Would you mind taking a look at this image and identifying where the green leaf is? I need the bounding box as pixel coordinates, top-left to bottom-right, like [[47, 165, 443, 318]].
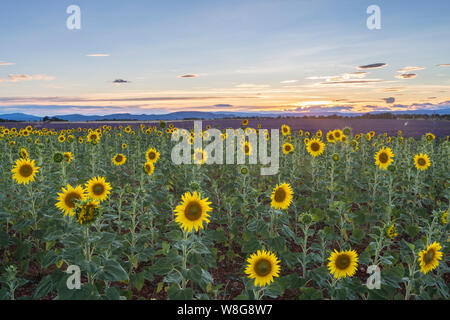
[[96, 260, 129, 282]]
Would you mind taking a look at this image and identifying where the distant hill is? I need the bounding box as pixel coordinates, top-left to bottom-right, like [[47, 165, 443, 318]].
[[0, 109, 449, 122]]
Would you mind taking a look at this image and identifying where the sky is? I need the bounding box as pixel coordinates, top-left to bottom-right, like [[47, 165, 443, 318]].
[[0, 0, 450, 116]]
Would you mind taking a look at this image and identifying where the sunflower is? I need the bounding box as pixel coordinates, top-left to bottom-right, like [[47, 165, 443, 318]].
[[87, 132, 100, 143], [143, 161, 155, 176], [425, 133, 435, 141], [282, 142, 294, 154], [121, 143, 127, 149], [281, 124, 291, 136], [145, 147, 160, 163], [11, 158, 40, 185], [386, 225, 398, 239], [58, 135, 65, 143], [414, 153, 431, 171], [270, 183, 293, 210], [332, 129, 343, 142], [244, 250, 281, 287], [298, 129, 303, 136], [174, 191, 212, 232], [63, 152, 73, 164], [19, 148, 29, 159], [242, 119, 249, 126], [306, 138, 325, 157], [193, 148, 208, 165], [111, 153, 126, 166], [242, 141, 252, 156], [55, 184, 86, 216], [327, 249, 358, 279], [418, 242, 443, 274], [85, 176, 112, 202], [374, 147, 394, 170], [75, 199, 100, 225], [326, 131, 335, 143]]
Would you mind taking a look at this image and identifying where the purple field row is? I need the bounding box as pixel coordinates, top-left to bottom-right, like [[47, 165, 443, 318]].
[[2, 118, 449, 138]]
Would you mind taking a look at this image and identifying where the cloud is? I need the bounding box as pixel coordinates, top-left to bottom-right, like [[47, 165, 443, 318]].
[[0, 62, 15, 66], [437, 64, 450, 67], [3, 74, 55, 82], [213, 104, 233, 107], [316, 79, 383, 86], [280, 80, 298, 84], [357, 63, 387, 70], [294, 105, 354, 112], [113, 79, 130, 84], [395, 73, 417, 79], [86, 54, 110, 57], [397, 66, 424, 73], [383, 97, 395, 104], [235, 83, 270, 88], [177, 74, 198, 78]]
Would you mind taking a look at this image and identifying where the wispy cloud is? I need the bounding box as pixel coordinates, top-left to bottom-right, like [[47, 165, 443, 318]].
[[357, 63, 387, 70], [0, 62, 15, 66], [86, 54, 110, 57], [395, 73, 417, 79], [113, 79, 130, 84], [177, 74, 198, 78], [383, 97, 395, 104], [437, 64, 450, 67], [1, 74, 55, 82], [280, 80, 298, 84], [397, 66, 425, 73]]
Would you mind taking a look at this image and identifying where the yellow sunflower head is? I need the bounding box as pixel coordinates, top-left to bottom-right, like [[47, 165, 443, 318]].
[[11, 158, 40, 185], [19, 148, 29, 159], [75, 199, 100, 225], [85, 176, 112, 202], [374, 147, 394, 170], [418, 242, 443, 274], [193, 148, 208, 165], [281, 124, 291, 136], [56, 184, 86, 216], [143, 161, 155, 176], [414, 153, 431, 171], [425, 133, 435, 141], [174, 191, 212, 232], [242, 141, 252, 156], [112, 153, 127, 166], [332, 129, 343, 141], [244, 250, 281, 287], [327, 249, 358, 279], [242, 119, 249, 126], [270, 183, 293, 210], [63, 152, 73, 164], [326, 131, 335, 143], [306, 138, 325, 157], [282, 142, 294, 154], [145, 147, 160, 163]]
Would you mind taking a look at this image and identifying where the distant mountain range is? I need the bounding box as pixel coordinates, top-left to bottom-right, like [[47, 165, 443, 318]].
[[0, 109, 449, 122]]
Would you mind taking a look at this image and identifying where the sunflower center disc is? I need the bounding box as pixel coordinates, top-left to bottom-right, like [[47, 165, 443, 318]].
[[116, 155, 123, 162], [418, 158, 426, 166], [274, 188, 286, 202], [424, 250, 435, 263], [379, 152, 388, 163], [336, 255, 350, 270], [245, 145, 250, 153], [185, 202, 202, 221], [93, 184, 104, 195], [149, 152, 155, 159], [65, 193, 80, 208], [255, 259, 272, 277], [19, 164, 33, 177], [311, 143, 320, 152]]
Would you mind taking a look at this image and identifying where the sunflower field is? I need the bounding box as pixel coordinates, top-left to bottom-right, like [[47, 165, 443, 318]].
[[0, 122, 448, 300]]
